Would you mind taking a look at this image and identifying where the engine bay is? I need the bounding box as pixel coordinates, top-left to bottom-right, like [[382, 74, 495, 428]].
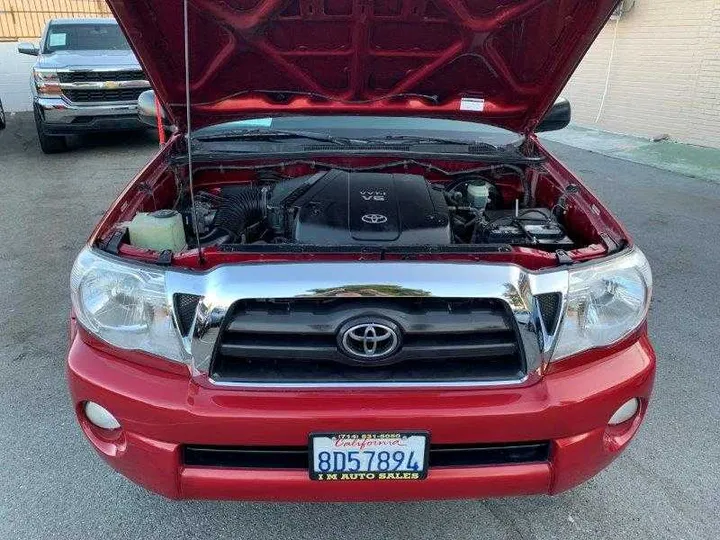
[[193, 170, 455, 247], [95, 146, 628, 270], [126, 168, 574, 254]]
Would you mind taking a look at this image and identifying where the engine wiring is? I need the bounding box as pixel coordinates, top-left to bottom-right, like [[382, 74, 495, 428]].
[[190, 159, 534, 205], [191, 159, 531, 178]]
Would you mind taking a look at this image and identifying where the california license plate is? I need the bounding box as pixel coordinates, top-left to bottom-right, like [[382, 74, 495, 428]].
[[309, 432, 429, 481]]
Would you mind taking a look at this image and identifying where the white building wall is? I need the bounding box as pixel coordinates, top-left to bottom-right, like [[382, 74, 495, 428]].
[[561, 0, 720, 148]]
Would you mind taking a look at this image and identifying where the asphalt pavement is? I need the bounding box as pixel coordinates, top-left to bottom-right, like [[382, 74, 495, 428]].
[[1, 113, 718, 540]]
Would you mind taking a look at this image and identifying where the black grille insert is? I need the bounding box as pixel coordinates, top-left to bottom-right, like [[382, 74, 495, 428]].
[[63, 88, 144, 103], [182, 442, 550, 469], [59, 70, 146, 83], [536, 293, 561, 334], [174, 293, 201, 336], [211, 298, 525, 384]]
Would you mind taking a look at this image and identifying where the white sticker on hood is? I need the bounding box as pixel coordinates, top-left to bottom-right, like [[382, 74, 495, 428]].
[[460, 98, 485, 112]]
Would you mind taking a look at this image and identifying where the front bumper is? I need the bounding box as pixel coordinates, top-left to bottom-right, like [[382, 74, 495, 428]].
[[35, 97, 144, 134], [67, 330, 655, 501]]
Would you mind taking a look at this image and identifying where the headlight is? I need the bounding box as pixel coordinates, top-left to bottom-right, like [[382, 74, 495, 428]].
[[33, 69, 62, 97], [71, 248, 186, 362], [551, 248, 652, 361]]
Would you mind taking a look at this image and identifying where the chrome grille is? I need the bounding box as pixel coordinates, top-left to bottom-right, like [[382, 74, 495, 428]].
[[211, 298, 525, 384]]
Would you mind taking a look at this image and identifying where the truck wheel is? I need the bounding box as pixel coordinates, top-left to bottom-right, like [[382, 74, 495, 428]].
[[34, 106, 68, 153]]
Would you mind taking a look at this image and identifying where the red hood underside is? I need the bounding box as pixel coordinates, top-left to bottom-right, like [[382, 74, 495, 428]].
[[108, 0, 618, 133]]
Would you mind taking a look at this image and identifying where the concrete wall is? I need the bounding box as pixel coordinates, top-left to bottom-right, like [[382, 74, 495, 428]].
[[561, 0, 720, 148], [0, 41, 36, 112]]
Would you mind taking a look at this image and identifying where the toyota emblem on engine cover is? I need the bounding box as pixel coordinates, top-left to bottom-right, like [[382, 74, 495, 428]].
[[339, 322, 400, 361], [361, 213, 388, 224]]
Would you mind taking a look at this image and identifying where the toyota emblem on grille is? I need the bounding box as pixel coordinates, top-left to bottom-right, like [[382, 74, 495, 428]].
[[361, 213, 388, 224], [339, 322, 400, 360]]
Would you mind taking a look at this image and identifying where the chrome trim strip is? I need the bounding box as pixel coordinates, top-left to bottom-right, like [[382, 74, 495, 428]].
[[59, 80, 151, 90], [164, 261, 569, 389], [53, 67, 145, 73]]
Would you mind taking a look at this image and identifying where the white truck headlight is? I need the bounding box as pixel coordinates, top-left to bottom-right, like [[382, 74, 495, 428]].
[[71, 248, 186, 362], [552, 248, 652, 360]]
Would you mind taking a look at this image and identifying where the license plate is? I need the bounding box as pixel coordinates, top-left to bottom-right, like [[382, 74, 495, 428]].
[[309, 432, 429, 481]]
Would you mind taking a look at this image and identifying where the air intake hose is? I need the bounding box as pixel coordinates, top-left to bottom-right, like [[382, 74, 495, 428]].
[[213, 186, 264, 242]]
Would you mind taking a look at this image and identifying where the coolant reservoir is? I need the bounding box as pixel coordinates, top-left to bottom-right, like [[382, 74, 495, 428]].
[[128, 210, 186, 252]]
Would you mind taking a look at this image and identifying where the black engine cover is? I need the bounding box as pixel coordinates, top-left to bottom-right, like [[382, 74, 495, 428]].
[[287, 169, 451, 245]]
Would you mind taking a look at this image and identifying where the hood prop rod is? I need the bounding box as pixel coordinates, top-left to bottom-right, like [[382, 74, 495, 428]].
[[184, 0, 203, 264]]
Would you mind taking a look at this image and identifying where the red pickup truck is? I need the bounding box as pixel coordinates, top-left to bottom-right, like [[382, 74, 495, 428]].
[[67, 0, 654, 501]]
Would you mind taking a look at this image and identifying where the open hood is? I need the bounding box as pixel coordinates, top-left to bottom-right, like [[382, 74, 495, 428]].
[[107, 0, 617, 133]]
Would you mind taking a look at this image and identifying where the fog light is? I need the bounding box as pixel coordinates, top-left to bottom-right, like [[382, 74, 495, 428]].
[[608, 398, 639, 425], [84, 402, 121, 430]]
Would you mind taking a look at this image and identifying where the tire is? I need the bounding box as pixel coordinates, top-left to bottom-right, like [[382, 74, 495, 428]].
[[34, 106, 68, 153], [0, 99, 6, 130]]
